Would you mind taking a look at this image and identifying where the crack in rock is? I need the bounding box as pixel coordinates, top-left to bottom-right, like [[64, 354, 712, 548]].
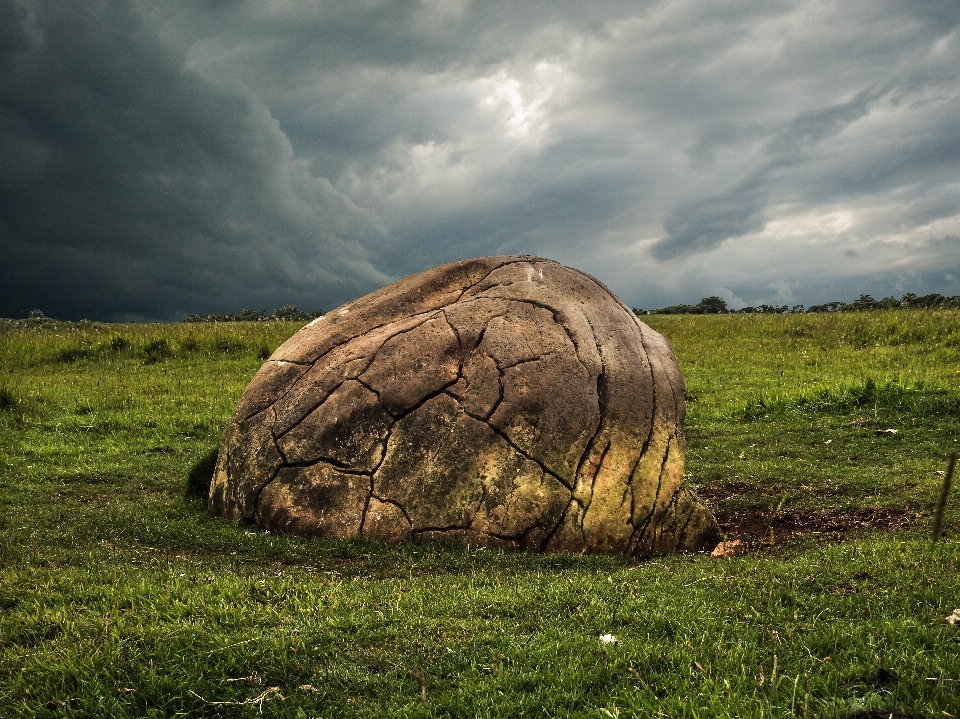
[[277, 379, 394, 470], [271, 312, 441, 438], [565, 309, 608, 542], [211, 256, 718, 556]]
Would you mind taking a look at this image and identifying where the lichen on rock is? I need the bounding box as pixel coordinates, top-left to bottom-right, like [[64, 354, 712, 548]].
[[210, 256, 719, 556]]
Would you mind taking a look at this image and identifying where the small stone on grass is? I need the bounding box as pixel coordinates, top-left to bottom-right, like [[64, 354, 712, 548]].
[[711, 539, 746, 557]]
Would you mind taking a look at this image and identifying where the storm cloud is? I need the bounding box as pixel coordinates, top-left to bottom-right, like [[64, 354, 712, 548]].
[[2, 0, 959, 319]]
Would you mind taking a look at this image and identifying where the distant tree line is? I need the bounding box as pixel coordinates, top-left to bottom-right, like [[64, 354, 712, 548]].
[[633, 292, 960, 316], [184, 304, 323, 323]]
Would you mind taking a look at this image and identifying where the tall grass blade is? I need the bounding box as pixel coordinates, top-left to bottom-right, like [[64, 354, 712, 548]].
[[932, 451, 957, 542]]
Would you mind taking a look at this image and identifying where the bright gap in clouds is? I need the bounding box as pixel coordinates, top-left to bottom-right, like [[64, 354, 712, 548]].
[[481, 61, 564, 143]]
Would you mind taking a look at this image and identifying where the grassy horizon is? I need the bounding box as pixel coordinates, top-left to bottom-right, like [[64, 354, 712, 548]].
[[1, 310, 959, 718]]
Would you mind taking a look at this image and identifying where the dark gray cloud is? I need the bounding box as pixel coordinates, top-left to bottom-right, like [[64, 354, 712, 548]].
[[1, 0, 388, 320], [2, 0, 959, 320]]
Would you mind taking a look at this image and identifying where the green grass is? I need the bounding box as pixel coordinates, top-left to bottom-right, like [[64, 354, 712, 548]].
[[1, 312, 959, 718], [644, 312, 960, 531]]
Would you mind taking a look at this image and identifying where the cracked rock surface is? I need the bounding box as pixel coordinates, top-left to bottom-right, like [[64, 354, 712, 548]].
[[209, 256, 719, 556]]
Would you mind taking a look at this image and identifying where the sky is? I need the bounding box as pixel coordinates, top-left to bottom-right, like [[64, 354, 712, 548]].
[[2, 0, 959, 321]]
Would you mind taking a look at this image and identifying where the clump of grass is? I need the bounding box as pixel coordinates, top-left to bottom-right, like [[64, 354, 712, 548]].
[[0, 384, 18, 410], [212, 337, 245, 355], [0, 320, 299, 369], [142, 338, 173, 364], [739, 378, 960, 421], [109, 335, 130, 353], [54, 345, 96, 363]]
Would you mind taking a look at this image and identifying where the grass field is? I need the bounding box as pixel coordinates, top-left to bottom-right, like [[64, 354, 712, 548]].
[[1, 311, 959, 718]]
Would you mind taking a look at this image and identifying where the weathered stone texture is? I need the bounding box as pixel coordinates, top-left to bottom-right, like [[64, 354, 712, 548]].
[[210, 256, 718, 556]]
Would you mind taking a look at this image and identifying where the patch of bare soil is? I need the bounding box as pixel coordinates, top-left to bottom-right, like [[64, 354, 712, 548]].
[[712, 507, 920, 548]]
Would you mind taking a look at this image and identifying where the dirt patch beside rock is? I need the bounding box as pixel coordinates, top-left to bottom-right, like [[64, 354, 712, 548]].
[[714, 506, 919, 547]]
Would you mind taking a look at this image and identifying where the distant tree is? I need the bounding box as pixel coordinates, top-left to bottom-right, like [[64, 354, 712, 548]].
[[850, 294, 881, 311], [185, 305, 323, 323], [647, 292, 959, 314], [272, 304, 307, 321], [910, 293, 947, 308], [650, 303, 699, 315], [807, 301, 846, 313], [695, 296, 728, 314]]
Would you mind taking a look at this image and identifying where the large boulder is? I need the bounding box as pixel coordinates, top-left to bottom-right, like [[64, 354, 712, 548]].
[[209, 256, 718, 556]]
